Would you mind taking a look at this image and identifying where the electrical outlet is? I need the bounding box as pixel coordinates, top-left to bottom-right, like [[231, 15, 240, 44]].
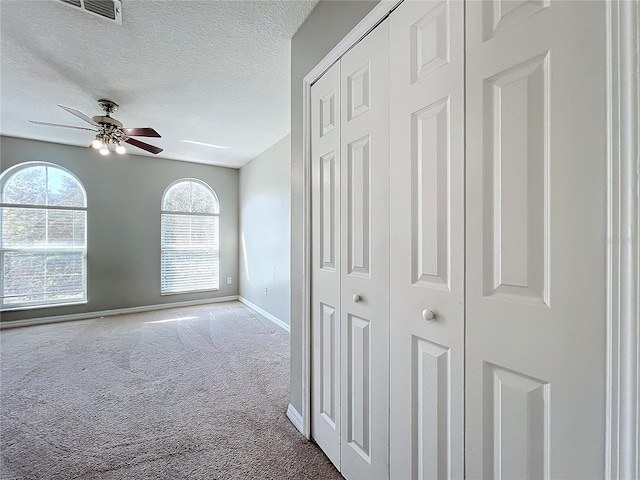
[[227, 277, 232, 285], [264, 288, 268, 296]]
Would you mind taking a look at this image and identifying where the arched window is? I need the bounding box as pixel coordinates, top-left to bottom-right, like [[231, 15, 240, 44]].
[[0, 162, 87, 309], [161, 179, 219, 294]]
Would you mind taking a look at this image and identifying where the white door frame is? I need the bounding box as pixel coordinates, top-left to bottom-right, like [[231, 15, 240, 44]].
[[605, 0, 639, 477], [296, 1, 639, 475]]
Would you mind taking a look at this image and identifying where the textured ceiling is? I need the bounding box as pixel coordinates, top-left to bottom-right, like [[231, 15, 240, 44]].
[[0, 0, 318, 168]]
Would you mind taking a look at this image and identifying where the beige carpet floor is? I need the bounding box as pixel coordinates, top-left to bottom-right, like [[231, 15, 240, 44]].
[[0, 301, 342, 480]]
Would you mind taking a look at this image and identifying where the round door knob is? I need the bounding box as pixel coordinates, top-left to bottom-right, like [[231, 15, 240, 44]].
[[422, 309, 436, 321], [353, 294, 362, 303]]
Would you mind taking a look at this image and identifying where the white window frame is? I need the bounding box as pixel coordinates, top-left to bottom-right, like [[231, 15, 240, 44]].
[[0, 162, 88, 311], [160, 178, 220, 295]]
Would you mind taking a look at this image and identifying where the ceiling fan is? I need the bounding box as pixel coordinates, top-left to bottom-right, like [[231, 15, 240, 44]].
[[30, 99, 163, 155]]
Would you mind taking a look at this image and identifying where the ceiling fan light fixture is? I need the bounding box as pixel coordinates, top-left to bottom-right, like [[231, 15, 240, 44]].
[[31, 100, 163, 155]]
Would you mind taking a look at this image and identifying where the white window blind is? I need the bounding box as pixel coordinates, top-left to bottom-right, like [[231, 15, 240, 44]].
[[161, 179, 219, 294], [0, 163, 87, 309]]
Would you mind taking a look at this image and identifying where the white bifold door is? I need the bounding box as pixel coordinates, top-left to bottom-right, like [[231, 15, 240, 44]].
[[311, 20, 390, 480], [388, 0, 465, 479], [312, 1, 608, 478], [465, 1, 607, 478]]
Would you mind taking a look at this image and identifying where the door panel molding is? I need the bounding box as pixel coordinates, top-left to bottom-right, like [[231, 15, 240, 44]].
[[347, 314, 371, 460], [411, 95, 451, 290], [411, 0, 450, 82], [346, 135, 371, 277], [483, 362, 550, 480], [482, 52, 550, 307], [413, 336, 451, 480]]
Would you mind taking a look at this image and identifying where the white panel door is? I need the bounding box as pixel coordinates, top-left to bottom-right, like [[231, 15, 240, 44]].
[[311, 60, 342, 469], [389, 1, 464, 478], [465, 1, 607, 478], [340, 19, 390, 480]]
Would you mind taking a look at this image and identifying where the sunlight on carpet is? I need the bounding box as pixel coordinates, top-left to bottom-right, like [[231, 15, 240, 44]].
[[0, 301, 341, 480]]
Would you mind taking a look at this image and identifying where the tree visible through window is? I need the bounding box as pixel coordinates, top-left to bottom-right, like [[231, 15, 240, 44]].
[[0, 163, 87, 309], [161, 179, 219, 294]]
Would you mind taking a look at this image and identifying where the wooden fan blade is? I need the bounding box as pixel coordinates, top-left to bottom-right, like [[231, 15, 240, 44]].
[[125, 137, 163, 154], [122, 127, 161, 138], [58, 104, 100, 126], [30, 120, 99, 132]]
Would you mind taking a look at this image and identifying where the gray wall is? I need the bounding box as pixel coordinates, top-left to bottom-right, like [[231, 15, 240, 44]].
[[1, 136, 239, 322], [290, 1, 378, 414], [239, 134, 291, 325]]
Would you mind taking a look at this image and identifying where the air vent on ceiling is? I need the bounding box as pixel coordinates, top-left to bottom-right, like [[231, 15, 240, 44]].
[[59, 0, 122, 25]]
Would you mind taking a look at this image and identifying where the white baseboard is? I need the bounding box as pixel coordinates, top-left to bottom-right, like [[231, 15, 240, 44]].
[[238, 296, 290, 332], [0, 295, 239, 329], [287, 403, 304, 434]]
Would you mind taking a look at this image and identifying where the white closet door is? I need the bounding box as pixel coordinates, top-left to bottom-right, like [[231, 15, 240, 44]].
[[311, 60, 342, 468], [465, 1, 607, 478], [389, 0, 465, 478], [340, 19, 390, 480]]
